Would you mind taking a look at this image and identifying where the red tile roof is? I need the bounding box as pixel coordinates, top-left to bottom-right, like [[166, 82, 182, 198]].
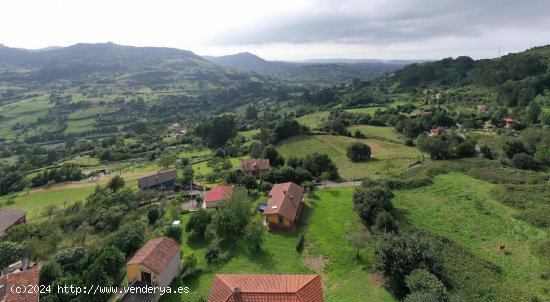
[[241, 159, 270, 171], [127, 237, 180, 274], [0, 269, 39, 302], [209, 274, 323, 302], [204, 186, 233, 203], [263, 182, 304, 221]]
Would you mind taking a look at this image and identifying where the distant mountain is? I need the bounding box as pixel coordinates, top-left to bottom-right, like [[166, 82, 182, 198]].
[[204, 52, 407, 84], [0, 42, 210, 80]]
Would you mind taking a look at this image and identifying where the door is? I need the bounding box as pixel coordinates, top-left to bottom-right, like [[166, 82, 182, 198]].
[[141, 270, 152, 284]]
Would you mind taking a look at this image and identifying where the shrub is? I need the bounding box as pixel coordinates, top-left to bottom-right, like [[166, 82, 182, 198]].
[[205, 242, 221, 265], [480, 145, 493, 159], [405, 138, 415, 146], [405, 269, 448, 302], [353, 185, 394, 226], [346, 142, 372, 162], [374, 231, 443, 298], [372, 211, 399, 233], [512, 153, 537, 170], [147, 206, 160, 224]]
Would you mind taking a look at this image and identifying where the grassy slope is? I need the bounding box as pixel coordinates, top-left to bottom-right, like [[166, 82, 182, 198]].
[[162, 187, 393, 302], [276, 134, 421, 180], [392, 172, 550, 300], [295, 111, 330, 129], [348, 125, 402, 143]]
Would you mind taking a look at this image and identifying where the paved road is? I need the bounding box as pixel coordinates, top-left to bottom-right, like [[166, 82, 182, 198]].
[[316, 180, 362, 189]]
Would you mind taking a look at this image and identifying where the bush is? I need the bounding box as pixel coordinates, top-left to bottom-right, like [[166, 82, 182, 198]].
[[346, 142, 372, 162], [147, 206, 160, 224], [405, 138, 415, 146], [374, 231, 443, 298], [165, 225, 183, 243], [512, 153, 537, 170], [205, 242, 221, 265], [502, 140, 527, 159], [353, 185, 394, 226], [480, 145, 493, 159], [372, 211, 398, 233], [405, 269, 448, 302]]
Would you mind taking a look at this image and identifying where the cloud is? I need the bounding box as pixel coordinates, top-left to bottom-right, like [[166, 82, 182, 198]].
[[212, 0, 550, 47]]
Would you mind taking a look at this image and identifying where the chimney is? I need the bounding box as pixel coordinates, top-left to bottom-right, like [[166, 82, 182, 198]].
[[283, 190, 287, 196], [234, 287, 241, 295], [290, 195, 294, 200]]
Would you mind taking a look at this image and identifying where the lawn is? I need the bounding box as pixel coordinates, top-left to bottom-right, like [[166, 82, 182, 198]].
[[392, 172, 550, 300], [161, 187, 393, 302], [276, 135, 421, 180]]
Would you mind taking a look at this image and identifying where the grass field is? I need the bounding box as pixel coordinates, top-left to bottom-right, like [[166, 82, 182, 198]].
[[276, 135, 421, 180], [348, 125, 402, 142], [64, 118, 96, 134], [344, 107, 385, 115], [295, 111, 330, 129], [67, 106, 117, 120], [161, 187, 394, 302], [392, 172, 550, 300], [0, 95, 54, 140]]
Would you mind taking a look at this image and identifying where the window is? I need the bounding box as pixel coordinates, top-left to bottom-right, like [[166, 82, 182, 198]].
[[278, 216, 284, 224]]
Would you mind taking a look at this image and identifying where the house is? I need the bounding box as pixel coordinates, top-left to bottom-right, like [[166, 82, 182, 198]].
[[0, 269, 40, 302], [240, 159, 270, 178], [137, 169, 177, 191], [428, 127, 447, 137], [263, 182, 304, 232], [477, 104, 488, 112], [0, 209, 26, 238], [436, 92, 443, 101], [503, 118, 516, 129], [202, 185, 233, 209], [123, 237, 181, 302], [208, 274, 323, 302]]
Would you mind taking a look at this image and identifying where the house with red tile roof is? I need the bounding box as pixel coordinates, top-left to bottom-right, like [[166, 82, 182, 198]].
[[263, 182, 304, 232], [208, 274, 323, 302], [202, 185, 233, 209], [123, 237, 180, 302], [503, 118, 516, 129], [241, 159, 270, 178], [0, 269, 39, 302], [0, 209, 26, 238]]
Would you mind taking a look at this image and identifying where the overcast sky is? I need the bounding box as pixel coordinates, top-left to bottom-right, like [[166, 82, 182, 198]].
[[1, 0, 549, 60]]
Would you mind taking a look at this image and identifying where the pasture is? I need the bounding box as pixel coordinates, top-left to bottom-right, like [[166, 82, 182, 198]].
[[276, 134, 421, 180], [295, 111, 330, 129], [392, 172, 550, 300]]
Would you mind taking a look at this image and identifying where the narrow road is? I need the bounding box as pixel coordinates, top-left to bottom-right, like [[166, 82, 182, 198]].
[[316, 180, 362, 189]]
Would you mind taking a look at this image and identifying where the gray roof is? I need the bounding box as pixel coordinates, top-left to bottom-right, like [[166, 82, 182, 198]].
[[137, 169, 177, 189], [0, 208, 26, 237]]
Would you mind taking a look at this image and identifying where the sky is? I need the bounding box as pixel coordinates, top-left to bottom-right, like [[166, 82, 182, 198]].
[[1, 0, 549, 61]]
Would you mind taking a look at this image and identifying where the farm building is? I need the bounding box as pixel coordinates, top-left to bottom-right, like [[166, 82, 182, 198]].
[[208, 274, 323, 302], [0, 209, 26, 238], [202, 185, 233, 209], [263, 182, 304, 232], [0, 269, 40, 302], [123, 237, 181, 302], [503, 118, 516, 129], [137, 169, 177, 191], [240, 159, 270, 178]]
